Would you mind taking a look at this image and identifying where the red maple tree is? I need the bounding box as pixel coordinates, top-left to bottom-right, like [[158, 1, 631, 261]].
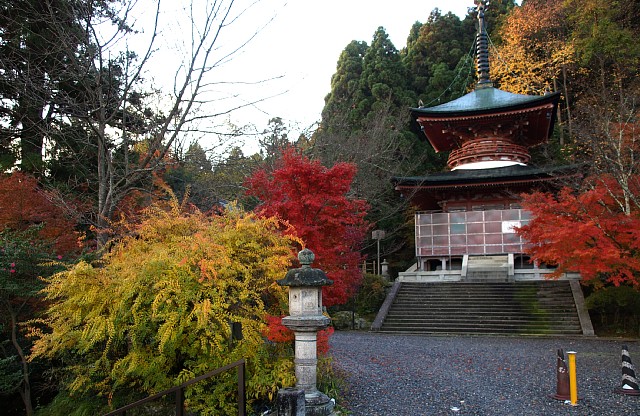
[[0, 172, 81, 256], [517, 174, 640, 288], [245, 148, 370, 306], [263, 314, 334, 355]]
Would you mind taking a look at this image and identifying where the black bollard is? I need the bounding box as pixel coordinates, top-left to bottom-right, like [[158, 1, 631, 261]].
[[614, 345, 640, 396]]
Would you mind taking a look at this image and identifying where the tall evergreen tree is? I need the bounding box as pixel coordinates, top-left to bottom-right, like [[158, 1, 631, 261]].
[[0, 0, 86, 172], [259, 117, 291, 169], [2, 0, 270, 248], [358, 27, 411, 122], [403, 9, 470, 106], [321, 40, 368, 134]]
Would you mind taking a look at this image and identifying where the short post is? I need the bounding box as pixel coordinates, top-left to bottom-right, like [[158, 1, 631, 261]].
[[567, 351, 578, 406], [277, 249, 335, 416], [381, 259, 390, 281]]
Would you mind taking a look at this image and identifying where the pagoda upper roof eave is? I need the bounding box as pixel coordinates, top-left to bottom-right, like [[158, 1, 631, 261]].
[[411, 87, 560, 117], [411, 95, 560, 153]]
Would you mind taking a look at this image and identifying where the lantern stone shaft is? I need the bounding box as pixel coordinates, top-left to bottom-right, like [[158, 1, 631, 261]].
[[277, 249, 335, 416]]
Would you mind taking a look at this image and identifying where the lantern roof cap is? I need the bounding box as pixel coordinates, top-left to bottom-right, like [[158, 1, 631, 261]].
[[277, 249, 333, 287]]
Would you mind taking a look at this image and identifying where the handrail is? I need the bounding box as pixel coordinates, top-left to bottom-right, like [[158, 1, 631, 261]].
[[103, 358, 246, 416]]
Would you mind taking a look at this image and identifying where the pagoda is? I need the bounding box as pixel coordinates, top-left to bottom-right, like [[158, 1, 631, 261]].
[[392, 2, 579, 281]]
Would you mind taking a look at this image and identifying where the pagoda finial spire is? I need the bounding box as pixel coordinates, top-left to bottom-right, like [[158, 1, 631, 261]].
[[475, 0, 493, 89]]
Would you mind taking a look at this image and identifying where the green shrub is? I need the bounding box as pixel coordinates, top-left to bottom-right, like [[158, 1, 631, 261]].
[[317, 357, 350, 413], [585, 285, 640, 336], [354, 273, 388, 316]]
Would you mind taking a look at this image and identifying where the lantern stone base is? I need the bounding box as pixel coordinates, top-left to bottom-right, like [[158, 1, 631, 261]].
[[277, 388, 305, 416], [304, 390, 335, 416], [275, 388, 335, 416]]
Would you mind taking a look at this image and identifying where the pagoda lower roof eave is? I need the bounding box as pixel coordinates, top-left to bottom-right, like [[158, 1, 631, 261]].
[[392, 164, 583, 190], [394, 175, 572, 191]]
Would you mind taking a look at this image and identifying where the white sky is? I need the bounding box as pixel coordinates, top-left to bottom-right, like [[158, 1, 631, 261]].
[[135, 0, 477, 154]]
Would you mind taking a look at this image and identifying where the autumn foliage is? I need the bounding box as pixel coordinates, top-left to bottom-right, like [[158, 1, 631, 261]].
[[245, 149, 370, 306], [492, 0, 574, 95], [517, 174, 640, 288], [263, 314, 334, 355], [0, 172, 80, 256], [30, 200, 298, 414]]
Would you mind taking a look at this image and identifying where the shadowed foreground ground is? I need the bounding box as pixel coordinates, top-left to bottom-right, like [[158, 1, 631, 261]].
[[329, 332, 640, 415]]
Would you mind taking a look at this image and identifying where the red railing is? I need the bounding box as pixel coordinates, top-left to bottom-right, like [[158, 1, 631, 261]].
[[448, 138, 530, 168]]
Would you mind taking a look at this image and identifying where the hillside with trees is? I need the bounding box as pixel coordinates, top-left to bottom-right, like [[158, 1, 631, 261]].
[[311, 1, 517, 270], [2, 0, 640, 413]]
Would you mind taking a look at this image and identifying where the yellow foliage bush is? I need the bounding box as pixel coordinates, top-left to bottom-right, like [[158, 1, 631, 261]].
[[30, 200, 298, 415]]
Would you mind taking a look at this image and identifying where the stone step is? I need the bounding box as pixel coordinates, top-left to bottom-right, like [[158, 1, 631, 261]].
[[376, 281, 584, 336], [391, 299, 573, 304], [378, 327, 584, 335], [385, 314, 579, 321], [399, 283, 566, 290], [467, 269, 508, 274], [466, 256, 510, 275], [383, 315, 581, 323], [382, 319, 581, 326], [389, 308, 576, 313], [382, 322, 581, 331], [393, 294, 574, 301], [391, 282, 574, 290], [394, 297, 559, 303], [386, 308, 578, 315], [467, 255, 508, 263]]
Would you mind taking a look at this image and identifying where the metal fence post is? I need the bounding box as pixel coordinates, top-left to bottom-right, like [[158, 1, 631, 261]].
[[175, 388, 184, 416], [238, 359, 246, 416]]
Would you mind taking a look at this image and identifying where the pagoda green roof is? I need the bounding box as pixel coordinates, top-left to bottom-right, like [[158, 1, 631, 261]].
[[411, 87, 560, 116]]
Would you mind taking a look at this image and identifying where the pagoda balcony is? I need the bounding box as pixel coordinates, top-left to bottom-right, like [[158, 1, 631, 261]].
[[448, 138, 530, 169]]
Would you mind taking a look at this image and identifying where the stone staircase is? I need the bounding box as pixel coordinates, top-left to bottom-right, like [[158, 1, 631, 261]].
[[375, 281, 584, 335]]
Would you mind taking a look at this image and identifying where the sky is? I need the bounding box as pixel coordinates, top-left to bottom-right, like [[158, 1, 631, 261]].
[[139, 0, 478, 154]]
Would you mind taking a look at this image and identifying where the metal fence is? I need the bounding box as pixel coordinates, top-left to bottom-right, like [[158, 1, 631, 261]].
[[103, 358, 246, 416]]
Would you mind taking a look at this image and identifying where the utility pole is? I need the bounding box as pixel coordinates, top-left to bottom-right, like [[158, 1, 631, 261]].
[[372, 230, 386, 275]]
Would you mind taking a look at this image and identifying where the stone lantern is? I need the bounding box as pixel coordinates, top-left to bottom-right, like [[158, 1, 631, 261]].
[[277, 248, 335, 416]]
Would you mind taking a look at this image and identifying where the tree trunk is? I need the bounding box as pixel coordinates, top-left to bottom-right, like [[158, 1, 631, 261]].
[[562, 65, 572, 142], [7, 303, 33, 416], [553, 77, 564, 146]]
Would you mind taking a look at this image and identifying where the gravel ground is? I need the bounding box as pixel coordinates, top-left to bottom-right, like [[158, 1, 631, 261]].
[[329, 332, 640, 415]]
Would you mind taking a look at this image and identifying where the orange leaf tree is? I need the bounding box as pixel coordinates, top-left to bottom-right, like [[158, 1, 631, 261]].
[[30, 200, 298, 414], [517, 175, 640, 288], [0, 172, 80, 256], [0, 172, 81, 415], [492, 0, 574, 96], [245, 148, 370, 306]]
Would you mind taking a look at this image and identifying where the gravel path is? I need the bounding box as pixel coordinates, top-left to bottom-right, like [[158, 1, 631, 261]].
[[329, 332, 640, 415]]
